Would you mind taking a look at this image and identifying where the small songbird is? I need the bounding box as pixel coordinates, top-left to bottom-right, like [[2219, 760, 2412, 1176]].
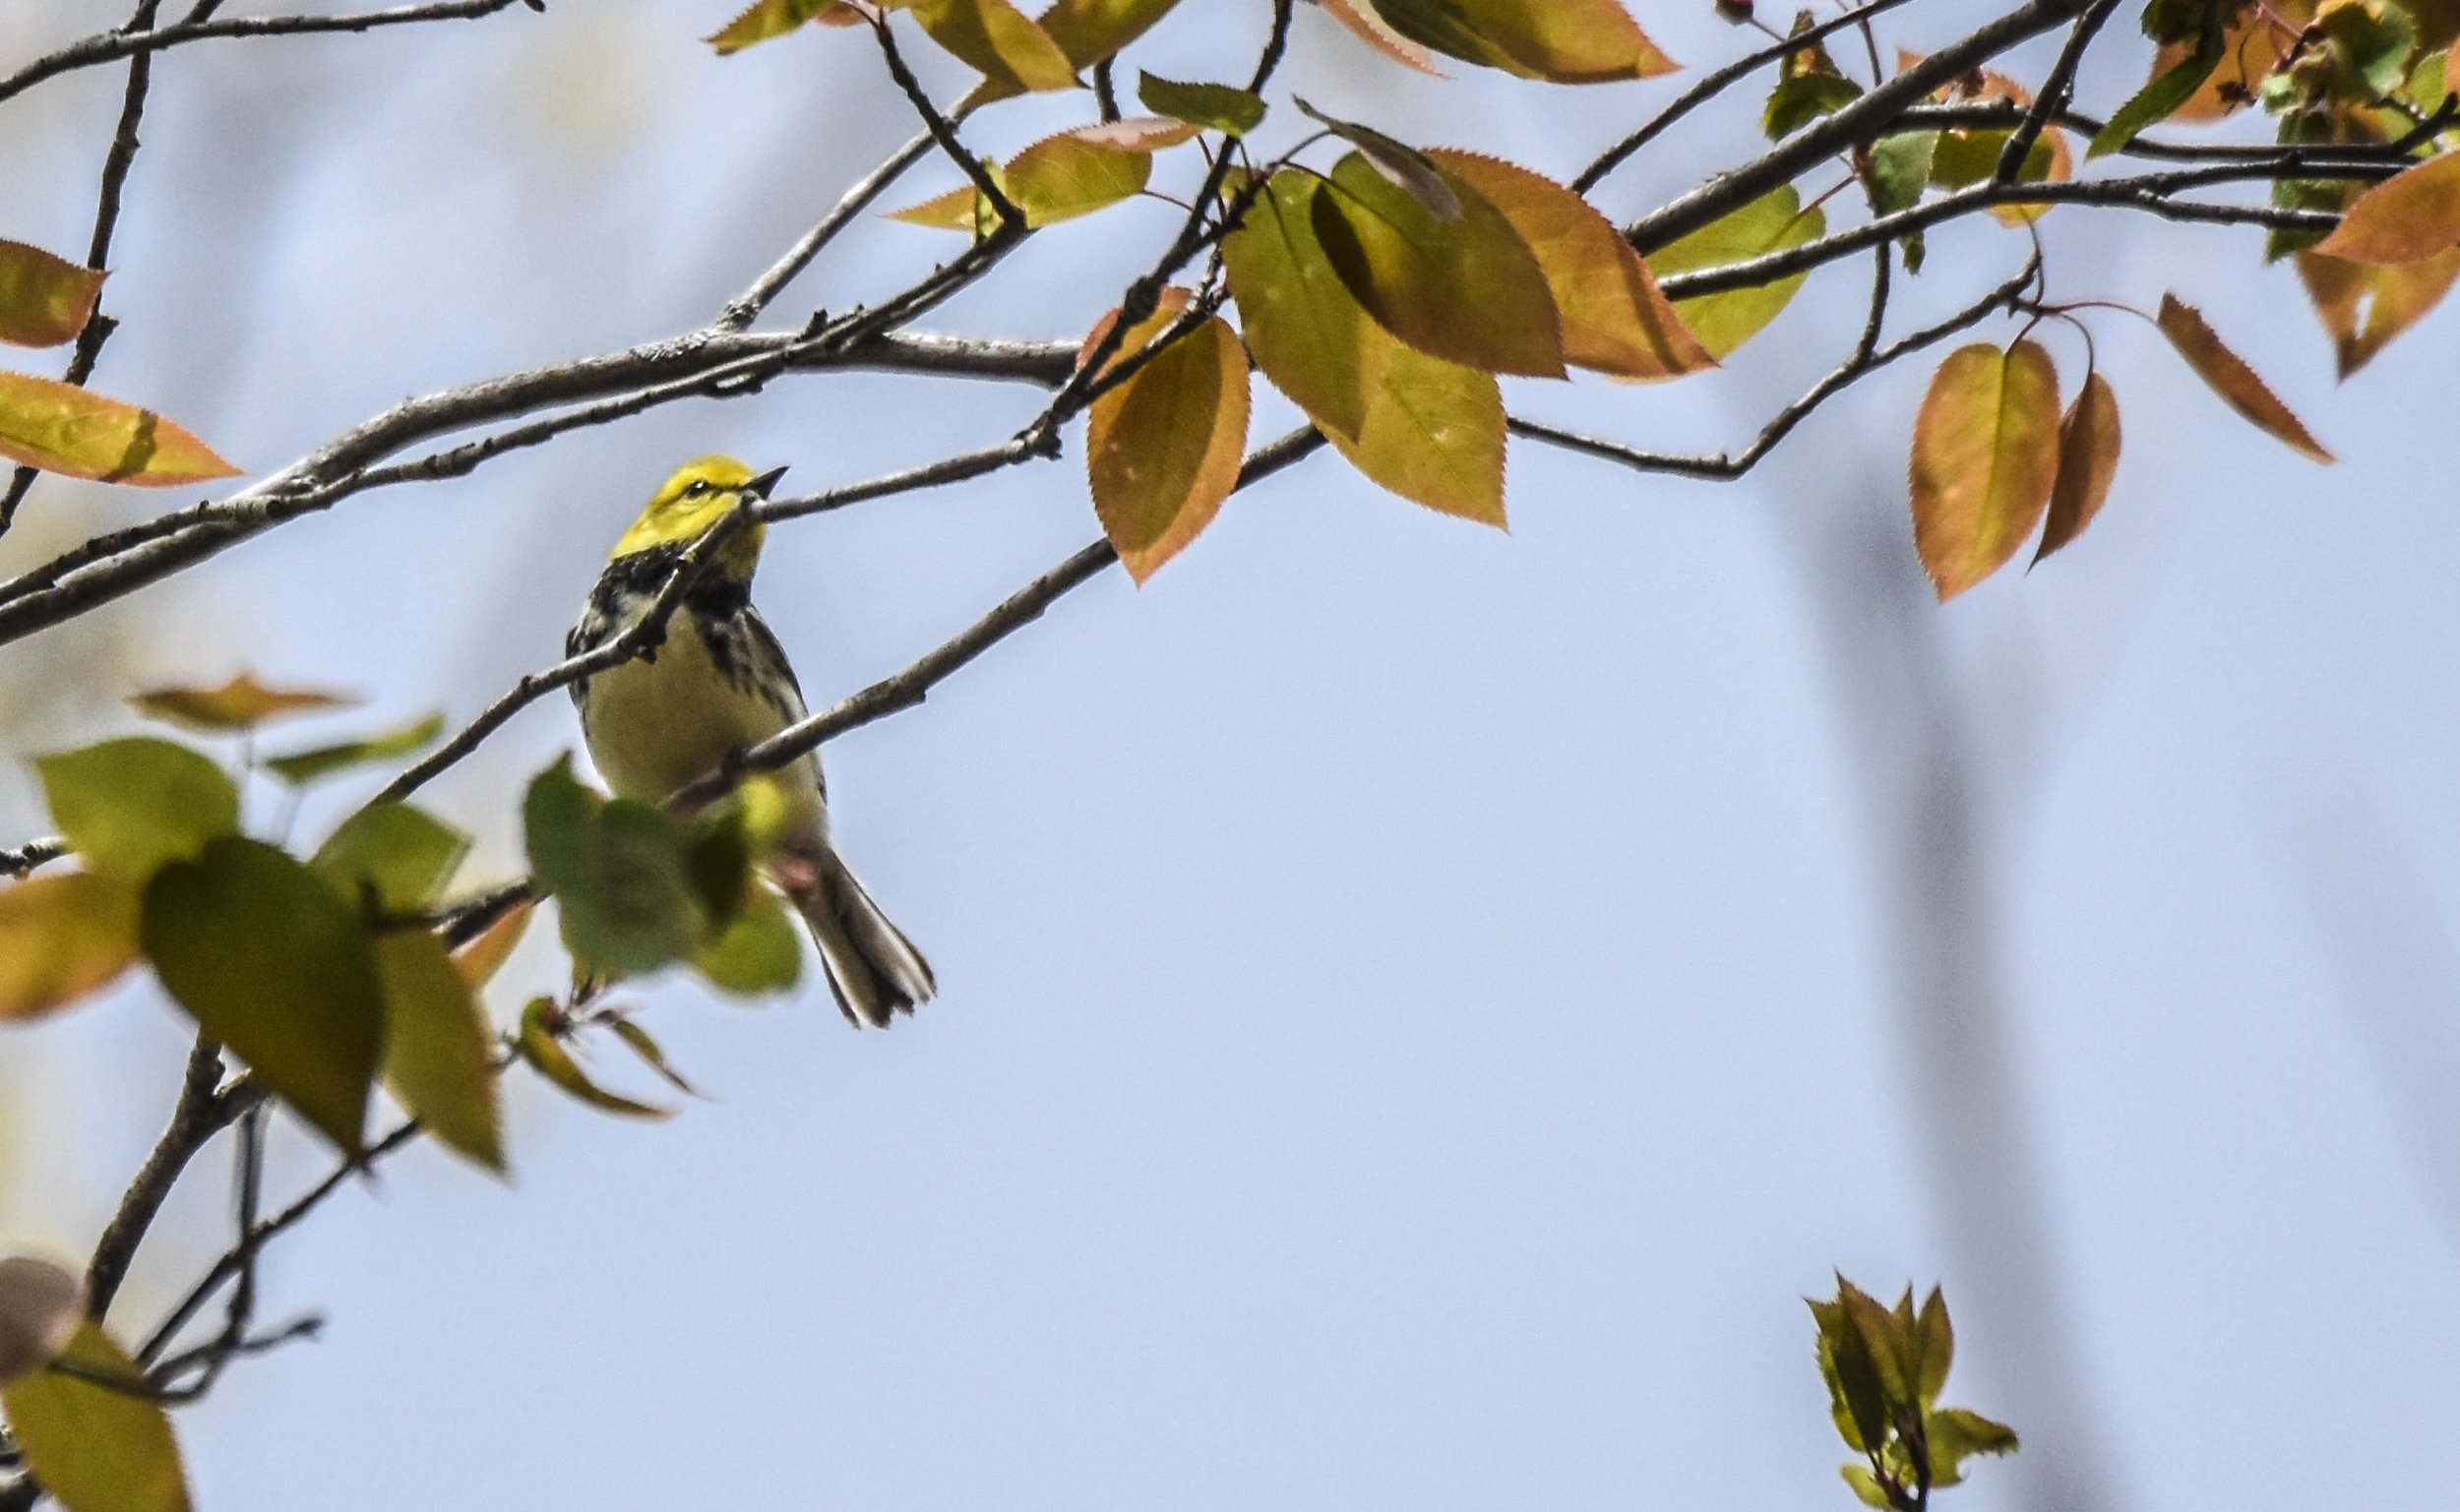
[[566, 454, 935, 1026]]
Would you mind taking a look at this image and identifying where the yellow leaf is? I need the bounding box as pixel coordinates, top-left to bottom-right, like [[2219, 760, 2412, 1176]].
[[452, 900, 534, 989], [377, 932, 505, 1174], [2296, 245, 2460, 375], [126, 672, 355, 732], [1087, 299, 1251, 580], [0, 372, 239, 487], [1222, 169, 1387, 441], [1367, 0, 1673, 82], [1034, 0, 1180, 66], [1909, 340, 2061, 600], [2034, 371, 2122, 566], [1311, 150, 1566, 377], [1645, 185, 1825, 358], [2311, 150, 2460, 265], [911, 0, 1077, 91], [887, 127, 1154, 229], [1428, 150, 1712, 382], [0, 241, 103, 350], [2154, 294, 2334, 462], [1326, 327, 1506, 526], [1318, 0, 1445, 74], [517, 998, 673, 1119], [1, 1321, 191, 1512], [0, 872, 140, 1023]]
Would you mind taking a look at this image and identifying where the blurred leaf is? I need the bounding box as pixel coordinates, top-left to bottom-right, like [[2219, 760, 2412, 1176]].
[[2314, 0, 2416, 102], [609, 1018, 708, 1097], [912, 0, 1077, 91], [1324, 331, 1506, 525], [1366, 0, 1675, 81], [126, 672, 355, 733], [1928, 1405, 2020, 1484], [1295, 100, 1462, 217], [0, 872, 141, 1023], [885, 159, 1015, 234], [1866, 132, 1937, 216], [1138, 72, 1266, 134], [1312, 150, 1565, 376], [2296, 244, 2460, 374], [375, 932, 503, 1173], [1036, 0, 1179, 63], [1765, 71, 1864, 137], [705, 0, 841, 52], [0, 1321, 190, 1512], [2154, 294, 2335, 461], [1911, 340, 2061, 600], [0, 1256, 84, 1385], [1910, 1286, 1955, 1408], [1837, 1276, 1916, 1415], [2091, 23, 2226, 155], [310, 803, 470, 917], [516, 998, 672, 1119], [2035, 371, 2122, 566], [2312, 149, 2460, 264], [0, 373, 238, 487], [1646, 184, 1825, 357], [1430, 150, 1712, 381], [523, 757, 707, 978], [262, 712, 445, 787], [1086, 294, 1251, 580], [691, 886, 805, 996], [452, 900, 534, 989], [1839, 1463, 1892, 1510], [34, 737, 238, 882], [1318, 0, 1445, 73], [1810, 1291, 1888, 1453], [1222, 168, 1384, 440], [143, 837, 385, 1154], [0, 241, 103, 350]]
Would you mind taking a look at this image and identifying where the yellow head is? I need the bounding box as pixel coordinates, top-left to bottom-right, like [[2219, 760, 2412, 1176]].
[[609, 454, 786, 574]]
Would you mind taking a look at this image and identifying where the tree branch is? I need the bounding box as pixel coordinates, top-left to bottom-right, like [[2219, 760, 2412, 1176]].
[[0, 838, 67, 877], [83, 1033, 234, 1321]]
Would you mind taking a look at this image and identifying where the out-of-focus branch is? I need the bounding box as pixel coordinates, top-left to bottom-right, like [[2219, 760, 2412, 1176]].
[[0, 837, 67, 877], [83, 1034, 236, 1321], [0, 0, 532, 107]]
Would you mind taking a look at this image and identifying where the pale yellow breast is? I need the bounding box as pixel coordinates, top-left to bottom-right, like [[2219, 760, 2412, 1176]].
[[579, 608, 825, 834]]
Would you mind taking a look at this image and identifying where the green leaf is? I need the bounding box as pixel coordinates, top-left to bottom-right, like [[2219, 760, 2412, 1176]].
[[911, 0, 1078, 92], [0, 1321, 191, 1512], [34, 737, 238, 882], [310, 803, 470, 917], [0, 872, 141, 1023], [0, 241, 103, 350], [1037, 0, 1183, 66], [375, 931, 504, 1173], [0, 373, 239, 487], [2315, 0, 2415, 102], [609, 1017, 708, 1097], [1223, 169, 1385, 441], [1311, 149, 1565, 376], [1647, 184, 1825, 358], [1323, 332, 1506, 525], [1764, 71, 1864, 137], [2090, 24, 2225, 156], [125, 672, 354, 732], [143, 837, 386, 1154], [1838, 1278, 1915, 1417], [1911, 1286, 1954, 1407], [1840, 1463, 1892, 1510], [1867, 132, 1937, 216], [523, 756, 708, 978], [516, 998, 673, 1119], [1295, 100, 1463, 218], [1811, 1293, 1887, 1454], [692, 887, 805, 996], [1138, 72, 1266, 135], [0, 1256, 84, 1385], [261, 712, 445, 787], [1927, 1405, 2020, 1485], [1087, 296, 1252, 580]]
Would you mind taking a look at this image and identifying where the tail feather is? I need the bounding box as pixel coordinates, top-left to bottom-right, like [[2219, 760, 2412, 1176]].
[[781, 843, 934, 1029]]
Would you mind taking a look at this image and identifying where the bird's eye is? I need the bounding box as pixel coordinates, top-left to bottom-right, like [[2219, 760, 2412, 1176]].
[[683, 479, 710, 498]]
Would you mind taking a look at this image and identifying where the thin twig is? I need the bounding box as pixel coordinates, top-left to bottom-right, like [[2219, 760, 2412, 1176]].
[[1996, 0, 2123, 181], [718, 126, 943, 331], [0, 838, 67, 877], [866, 12, 1019, 227], [85, 1033, 233, 1321]]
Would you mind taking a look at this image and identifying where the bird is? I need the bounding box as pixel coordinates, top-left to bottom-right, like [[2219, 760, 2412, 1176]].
[[566, 454, 935, 1027]]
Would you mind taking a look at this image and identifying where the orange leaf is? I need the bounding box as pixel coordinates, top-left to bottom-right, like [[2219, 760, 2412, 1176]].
[[0, 241, 103, 349], [911, 0, 1077, 91], [1311, 150, 1565, 377], [1318, 0, 1445, 73], [1222, 169, 1386, 441], [1086, 303, 1251, 581], [127, 672, 356, 732], [2296, 245, 2460, 375], [1427, 150, 1711, 382], [2035, 370, 2121, 566], [2148, 0, 2311, 123], [1909, 340, 2061, 600], [0, 372, 240, 486], [2154, 294, 2334, 462], [453, 899, 535, 989], [1326, 325, 1506, 526], [2311, 150, 2460, 265], [0, 871, 141, 1023]]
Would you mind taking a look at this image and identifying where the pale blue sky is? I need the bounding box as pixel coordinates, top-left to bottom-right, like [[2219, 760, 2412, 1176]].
[[3, 5, 2457, 1511]]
